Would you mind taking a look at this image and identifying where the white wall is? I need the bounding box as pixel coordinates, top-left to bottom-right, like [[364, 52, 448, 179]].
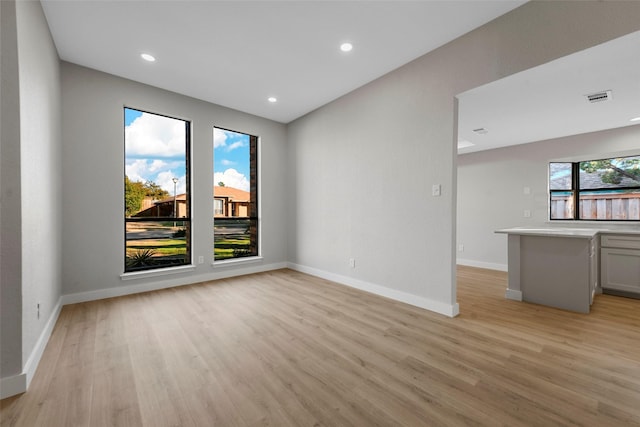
[[1, 0, 63, 397], [457, 125, 640, 271], [60, 63, 288, 299], [287, 1, 640, 316], [0, 0, 24, 382], [16, 0, 63, 375]]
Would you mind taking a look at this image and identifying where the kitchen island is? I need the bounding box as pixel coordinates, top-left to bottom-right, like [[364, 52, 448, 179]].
[[495, 228, 599, 313]]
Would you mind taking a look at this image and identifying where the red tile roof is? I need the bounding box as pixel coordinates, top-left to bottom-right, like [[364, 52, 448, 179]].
[[156, 186, 249, 203], [213, 186, 250, 202]]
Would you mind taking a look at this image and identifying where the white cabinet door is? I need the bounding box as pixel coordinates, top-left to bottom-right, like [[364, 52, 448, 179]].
[[601, 247, 640, 294]]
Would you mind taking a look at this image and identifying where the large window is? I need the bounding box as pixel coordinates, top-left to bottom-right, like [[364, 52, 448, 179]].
[[124, 108, 191, 272], [549, 155, 640, 221], [213, 127, 258, 261]]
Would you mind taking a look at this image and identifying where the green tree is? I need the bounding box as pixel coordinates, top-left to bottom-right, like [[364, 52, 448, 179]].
[[144, 180, 170, 199], [125, 177, 170, 216], [218, 181, 225, 187], [125, 176, 146, 217], [580, 157, 640, 185]]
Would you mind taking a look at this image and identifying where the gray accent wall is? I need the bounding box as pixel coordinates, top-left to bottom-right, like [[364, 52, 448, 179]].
[[287, 2, 640, 313], [458, 125, 640, 271], [60, 63, 288, 296]]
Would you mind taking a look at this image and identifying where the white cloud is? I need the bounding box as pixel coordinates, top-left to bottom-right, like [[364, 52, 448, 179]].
[[214, 128, 227, 149], [125, 159, 151, 183], [214, 168, 249, 191], [156, 171, 186, 195], [125, 159, 184, 193], [148, 159, 168, 172], [125, 112, 186, 157], [226, 141, 245, 152], [220, 159, 235, 166]]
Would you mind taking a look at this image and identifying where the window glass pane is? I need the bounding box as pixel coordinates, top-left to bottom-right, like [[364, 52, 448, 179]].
[[579, 189, 640, 220], [213, 218, 257, 260], [549, 163, 572, 190], [125, 107, 190, 272], [126, 221, 190, 271], [579, 156, 640, 190], [550, 191, 574, 219], [213, 127, 258, 261], [214, 199, 224, 216]]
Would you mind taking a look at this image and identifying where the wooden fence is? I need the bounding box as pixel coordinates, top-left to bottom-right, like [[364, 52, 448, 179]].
[[551, 193, 640, 220]]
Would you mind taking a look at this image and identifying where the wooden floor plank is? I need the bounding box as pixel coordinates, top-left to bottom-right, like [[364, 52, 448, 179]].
[[2, 266, 640, 426]]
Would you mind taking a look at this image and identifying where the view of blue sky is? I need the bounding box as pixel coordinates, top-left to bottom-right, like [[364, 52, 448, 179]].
[[124, 109, 251, 195], [213, 127, 250, 191], [125, 108, 188, 195]]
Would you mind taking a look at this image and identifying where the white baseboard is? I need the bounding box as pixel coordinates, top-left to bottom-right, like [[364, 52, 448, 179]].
[[457, 258, 507, 272], [24, 297, 63, 387], [287, 262, 459, 318], [0, 296, 62, 399], [505, 289, 523, 301], [0, 372, 26, 400], [63, 261, 287, 305]]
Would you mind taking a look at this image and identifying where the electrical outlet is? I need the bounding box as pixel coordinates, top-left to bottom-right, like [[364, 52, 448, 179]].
[[198, 256, 204, 264], [432, 184, 441, 197], [524, 209, 531, 218], [458, 244, 464, 252], [349, 258, 356, 268]]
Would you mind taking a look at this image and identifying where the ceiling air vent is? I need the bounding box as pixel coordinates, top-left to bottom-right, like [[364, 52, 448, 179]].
[[472, 127, 488, 135], [585, 90, 612, 103]]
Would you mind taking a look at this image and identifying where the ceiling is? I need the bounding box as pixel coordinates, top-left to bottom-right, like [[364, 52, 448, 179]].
[[457, 30, 640, 154], [41, 0, 526, 124]]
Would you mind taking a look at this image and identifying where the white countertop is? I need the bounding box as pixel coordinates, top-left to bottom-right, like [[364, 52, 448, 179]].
[[495, 226, 640, 238]]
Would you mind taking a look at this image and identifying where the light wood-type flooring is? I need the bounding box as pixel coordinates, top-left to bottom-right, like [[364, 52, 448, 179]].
[[2, 266, 640, 426]]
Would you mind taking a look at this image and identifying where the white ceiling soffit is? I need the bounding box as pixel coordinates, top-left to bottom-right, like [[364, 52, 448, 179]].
[[41, 1, 526, 124], [457, 30, 640, 154]]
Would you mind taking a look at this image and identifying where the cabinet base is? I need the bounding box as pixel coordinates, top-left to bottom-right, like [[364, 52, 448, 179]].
[[602, 288, 640, 300]]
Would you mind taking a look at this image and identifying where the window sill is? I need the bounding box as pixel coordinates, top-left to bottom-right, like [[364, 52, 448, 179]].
[[213, 256, 263, 268], [120, 264, 196, 281]]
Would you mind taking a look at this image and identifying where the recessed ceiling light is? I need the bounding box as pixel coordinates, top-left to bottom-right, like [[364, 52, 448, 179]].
[[340, 42, 353, 52], [631, 116, 640, 122], [140, 53, 156, 62], [268, 97, 277, 103]]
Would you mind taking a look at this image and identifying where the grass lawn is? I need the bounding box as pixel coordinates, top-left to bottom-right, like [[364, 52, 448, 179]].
[[214, 237, 250, 260], [127, 238, 187, 257]]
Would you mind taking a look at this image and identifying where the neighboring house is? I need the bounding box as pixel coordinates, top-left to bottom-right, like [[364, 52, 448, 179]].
[[550, 168, 640, 190], [214, 186, 250, 218], [132, 186, 250, 218], [133, 194, 187, 218]]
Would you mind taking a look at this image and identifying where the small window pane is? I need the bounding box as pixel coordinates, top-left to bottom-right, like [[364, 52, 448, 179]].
[[550, 191, 574, 219], [549, 163, 572, 190], [214, 199, 224, 216], [126, 221, 190, 271], [579, 189, 640, 220], [579, 156, 640, 190]]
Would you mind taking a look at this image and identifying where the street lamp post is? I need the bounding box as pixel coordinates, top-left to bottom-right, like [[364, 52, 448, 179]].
[[172, 177, 178, 227]]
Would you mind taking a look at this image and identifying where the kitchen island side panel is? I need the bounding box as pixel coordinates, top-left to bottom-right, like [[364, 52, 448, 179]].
[[520, 235, 591, 313]]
